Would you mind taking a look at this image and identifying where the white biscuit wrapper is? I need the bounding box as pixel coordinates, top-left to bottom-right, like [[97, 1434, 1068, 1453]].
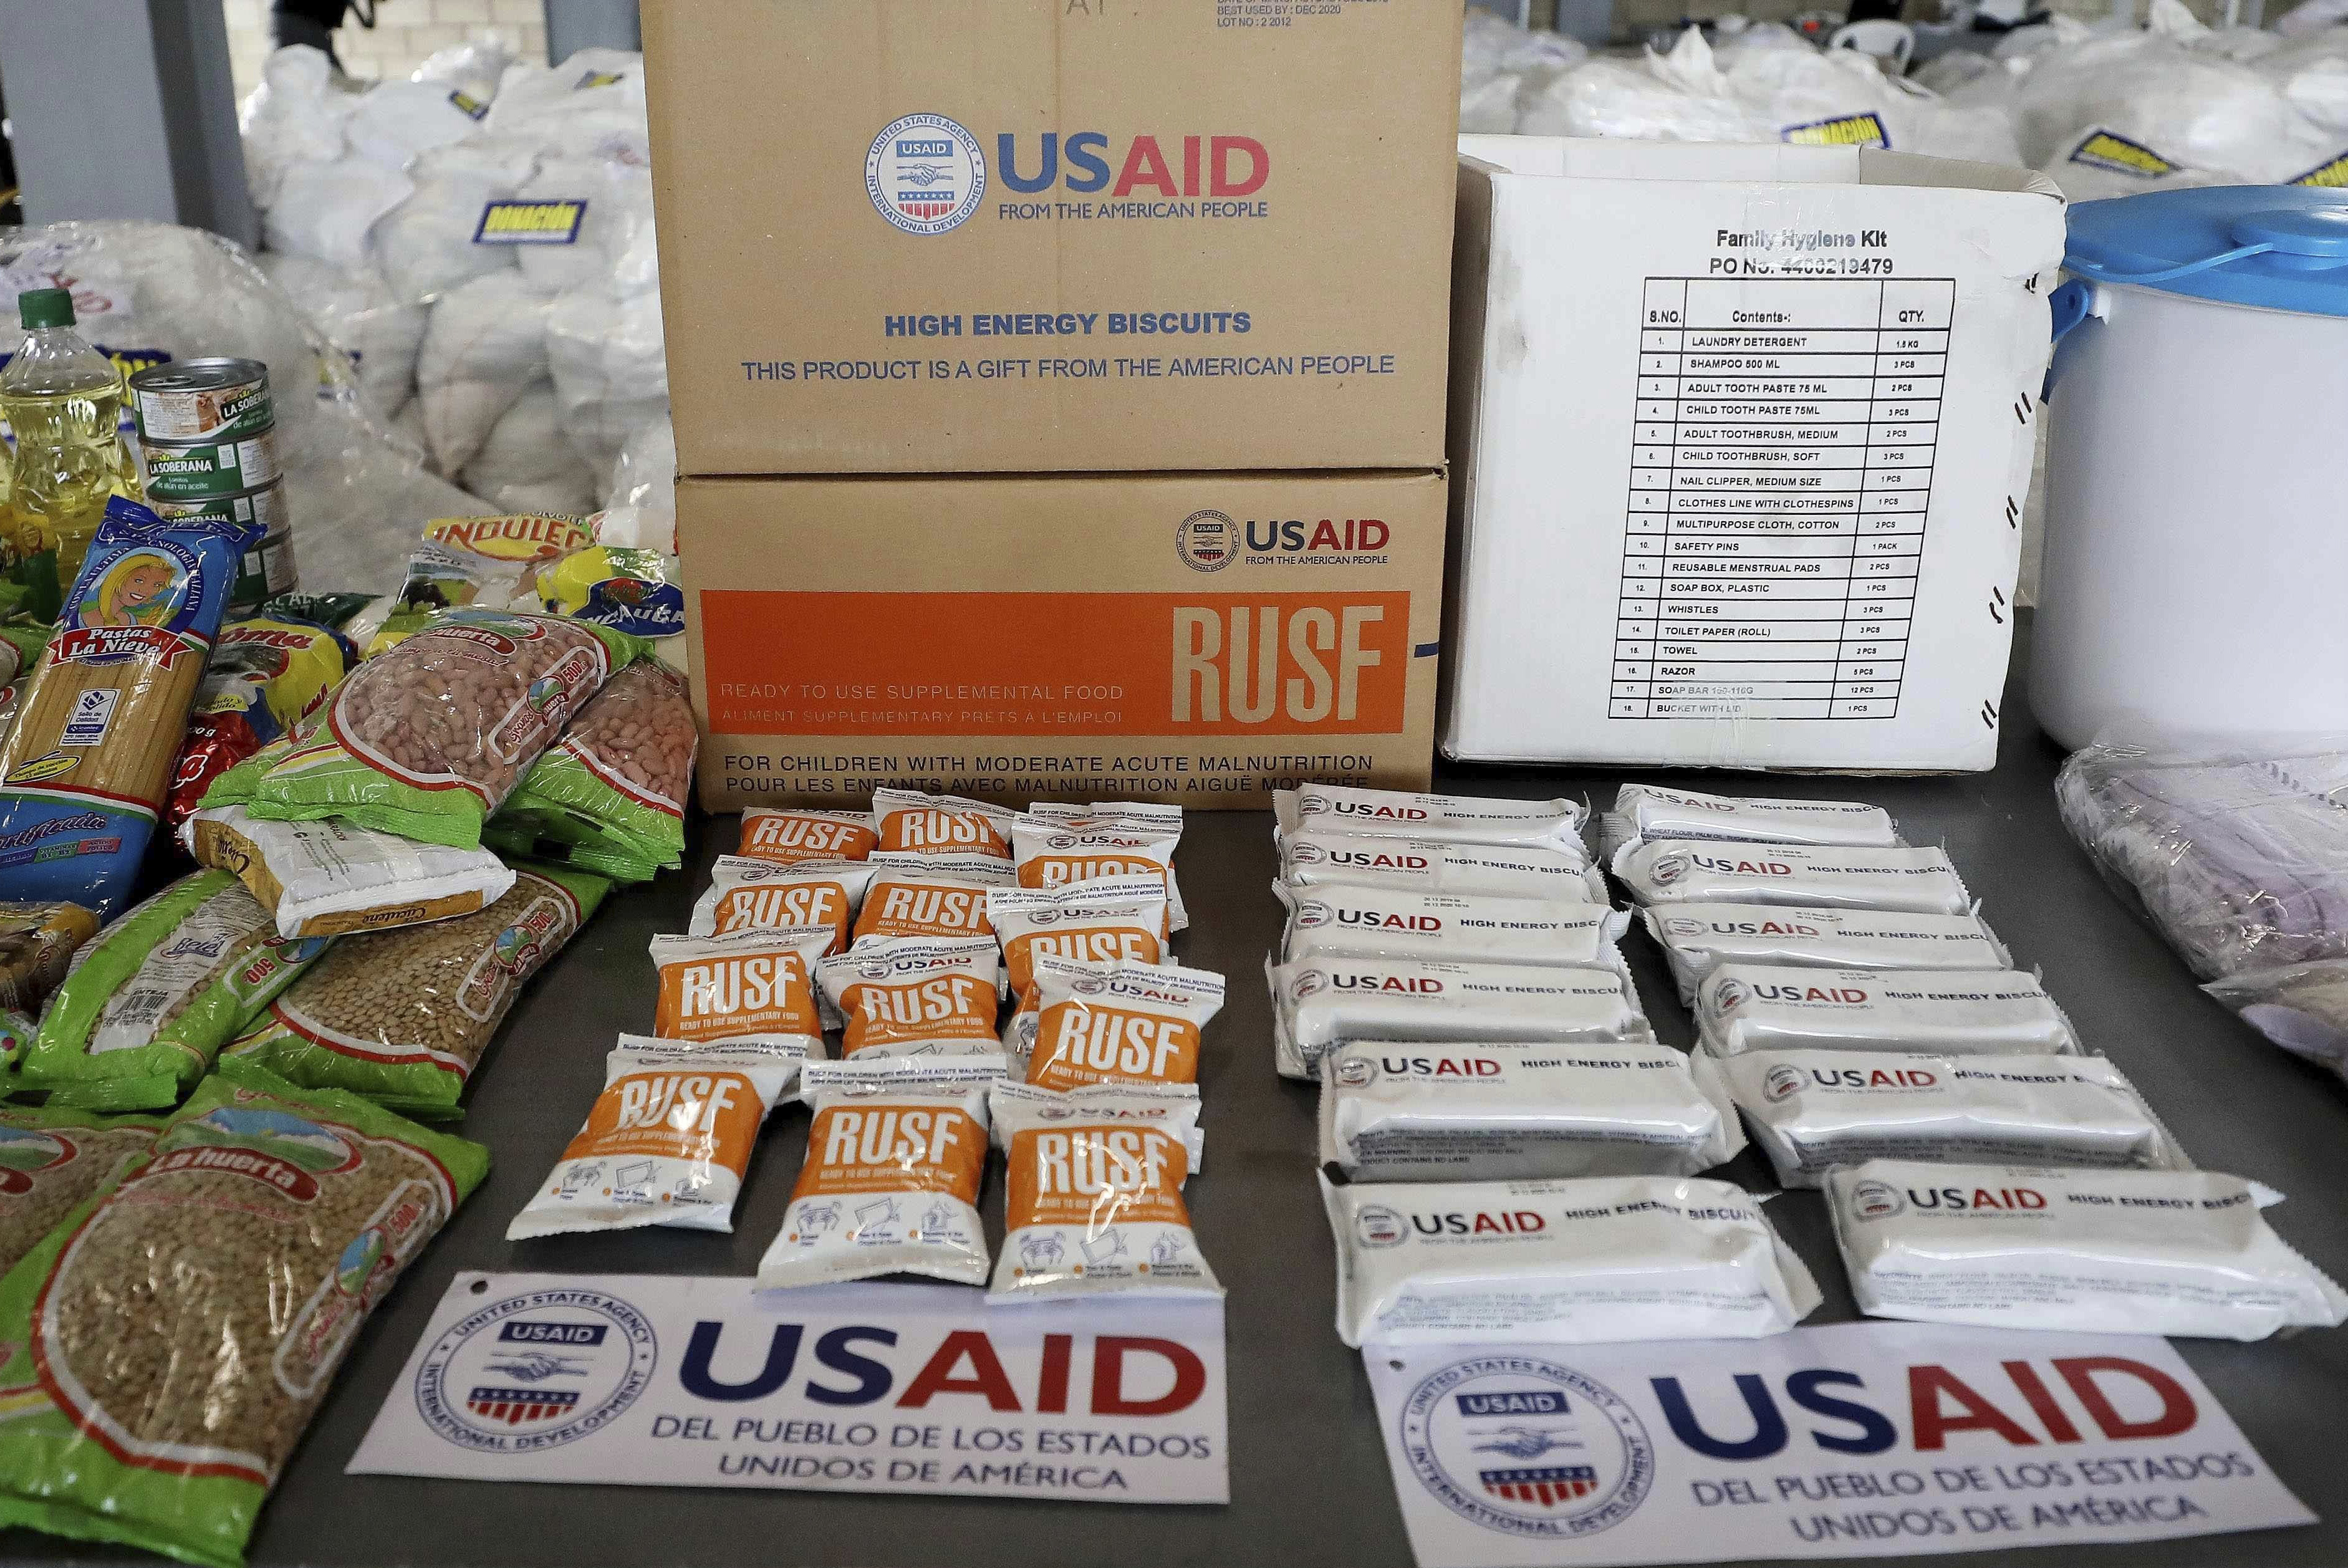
[[757, 1056, 1006, 1289], [1611, 784, 1901, 850], [1826, 1162, 2348, 1341], [1273, 881, 1622, 971], [1323, 1173, 1819, 1347], [1611, 839, 1972, 916], [1721, 1050, 2183, 1188], [1268, 956, 1652, 1082], [186, 803, 516, 939], [989, 1081, 1218, 1302], [507, 1034, 802, 1240], [1696, 966, 2082, 1057], [1277, 785, 1585, 852], [1280, 830, 1606, 907], [1642, 904, 2011, 1006], [1318, 1039, 1743, 1183]]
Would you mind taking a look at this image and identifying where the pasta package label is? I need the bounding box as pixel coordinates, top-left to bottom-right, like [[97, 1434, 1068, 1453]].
[[0, 501, 256, 916]]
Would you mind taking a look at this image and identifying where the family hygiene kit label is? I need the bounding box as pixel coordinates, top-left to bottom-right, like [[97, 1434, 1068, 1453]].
[[350, 1272, 1228, 1504], [1365, 1322, 2310, 1567]]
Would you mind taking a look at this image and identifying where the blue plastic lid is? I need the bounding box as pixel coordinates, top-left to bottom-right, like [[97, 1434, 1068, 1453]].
[[2065, 186, 2348, 318]]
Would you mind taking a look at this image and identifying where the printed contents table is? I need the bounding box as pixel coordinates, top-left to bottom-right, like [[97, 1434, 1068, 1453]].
[[1615, 277, 1954, 721]]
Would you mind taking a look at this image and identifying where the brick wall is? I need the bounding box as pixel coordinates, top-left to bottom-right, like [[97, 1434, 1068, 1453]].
[[224, 0, 549, 101]]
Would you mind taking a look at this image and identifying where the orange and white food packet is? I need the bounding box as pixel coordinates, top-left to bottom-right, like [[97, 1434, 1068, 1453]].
[[986, 876, 1168, 1004], [817, 938, 1004, 1058], [739, 807, 879, 867], [688, 856, 875, 951], [989, 1080, 1218, 1301], [649, 929, 830, 1055], [1027, 802, 1189, 929], [852, 852, 1013, 947], [508, 1034, 802, 1238], [1011, 820, 1184, 933], [872, 788, 1019, 860], [1022, 954, 1224, 1092], [755, 1055, 1004, 1289]]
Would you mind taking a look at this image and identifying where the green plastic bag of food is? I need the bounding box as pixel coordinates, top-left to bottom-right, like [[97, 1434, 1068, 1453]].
[[223, 860, 608, 1114], [22, 871, 328, 1109], [0, 1100, 165, 1276], [0, 1059, 488, 1567], [484, 660, 695, 883], [228, 608, 645, 850]]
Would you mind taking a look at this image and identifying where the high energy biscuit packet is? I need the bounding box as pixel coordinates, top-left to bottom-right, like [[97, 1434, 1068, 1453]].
[[1279, 784, 1585, 852], [817, 938, 1003, 1057], [1695, 965, 2083, 1056], [1611, 839, 1973, 916], [1720, 1050, 2180, 1186], [1826, 1161, 2348, 1340], [508, 1034, 801, 1238], [1609, 784, 1902, 851], [989, 1081, 1216, 1302], [1280, 830, 1606, 906], [1643, 904, 2012, 1006], [1323, 1173, 1819, 1347], [756, 1056, 1005, 1289], [1274, 882, 1622, 969], [1318, 1040, 1743, 1183], [1269, 956, 1650, 1081]]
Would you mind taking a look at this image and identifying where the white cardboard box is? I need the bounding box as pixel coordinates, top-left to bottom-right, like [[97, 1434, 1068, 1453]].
[[1444, 137, 2064, 772]]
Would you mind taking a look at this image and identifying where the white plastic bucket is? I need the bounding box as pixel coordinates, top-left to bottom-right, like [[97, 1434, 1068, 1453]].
[[2034, 198, 2348, 751]]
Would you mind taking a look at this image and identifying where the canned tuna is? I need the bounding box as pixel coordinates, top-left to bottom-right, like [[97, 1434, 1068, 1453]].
[[127, 358, 273, 443], [139, 426, 282, 502], [229, 524, 298, 614]]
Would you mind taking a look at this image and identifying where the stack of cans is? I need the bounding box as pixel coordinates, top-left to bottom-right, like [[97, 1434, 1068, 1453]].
[[126, 358, 295, 611]]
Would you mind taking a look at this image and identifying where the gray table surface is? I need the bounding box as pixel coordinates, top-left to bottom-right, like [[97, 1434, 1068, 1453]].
[[16, 623, 2348, 1568]]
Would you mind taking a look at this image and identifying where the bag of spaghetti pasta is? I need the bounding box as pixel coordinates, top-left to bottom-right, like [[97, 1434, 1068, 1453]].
[[483, 660, 695, 882], [0, 1059, 487, 1568], [0, 499, 256, 916], [217, 608, 645, 850]]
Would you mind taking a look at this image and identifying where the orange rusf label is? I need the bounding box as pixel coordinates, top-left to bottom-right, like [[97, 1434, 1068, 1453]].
[[652, 939, 825, 1043], [707, 882, 852, 945], [1029, 1003, 1199, 1092], [855, 878, 996, 943], [1019, 852, 1168, 893], [1004, 1123, 1193, 1231], [740, 809, 878, 866], [557, 1068, 765, 1173], [1004, 924, 1161, 1003], [792, 1102, 986, 1202], [879, 809, 1009, 858], [700, 590, 1413, 736], [840, 972, 998, 1056]]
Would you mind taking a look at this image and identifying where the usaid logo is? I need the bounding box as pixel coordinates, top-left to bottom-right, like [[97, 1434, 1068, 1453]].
[[1292, 898, 1334, 930], [1175, 510, 1236, 573], [1711, 976, 1750, 1013], [1072, 975, 1109, 996], [1402, 1357, 1653, 1539], [416, 1287, 657, 1453], [1334, 1053, 1377, 1088], [867, 114, 986, 234], [1762, 1063, 1806, 1103], [1850, 1178, 1906, 1221], [1355, 1204, 1408, 1248], [1648, 853, 1691, 887], [1289, 969, 1327, 999]]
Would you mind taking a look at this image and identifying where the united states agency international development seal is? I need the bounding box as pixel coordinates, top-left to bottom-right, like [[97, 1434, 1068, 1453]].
[[416, 1284, 658, 1452], [1400, 1354, 1653, 1537]]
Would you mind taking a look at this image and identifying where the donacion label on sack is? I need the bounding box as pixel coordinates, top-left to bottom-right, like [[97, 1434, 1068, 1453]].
[[353, 1272, 1228, 1504]]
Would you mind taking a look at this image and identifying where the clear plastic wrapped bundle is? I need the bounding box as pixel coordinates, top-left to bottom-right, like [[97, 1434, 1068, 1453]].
[[2056, 743, 2348, 981]]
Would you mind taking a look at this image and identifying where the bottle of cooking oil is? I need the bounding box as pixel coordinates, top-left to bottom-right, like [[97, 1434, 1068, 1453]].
[[1, 288, 125, 618]]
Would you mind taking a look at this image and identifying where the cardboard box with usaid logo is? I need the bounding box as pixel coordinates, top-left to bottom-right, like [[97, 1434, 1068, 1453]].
[[640, 0, 1461, 474], [680, 469, 1446, 810]]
